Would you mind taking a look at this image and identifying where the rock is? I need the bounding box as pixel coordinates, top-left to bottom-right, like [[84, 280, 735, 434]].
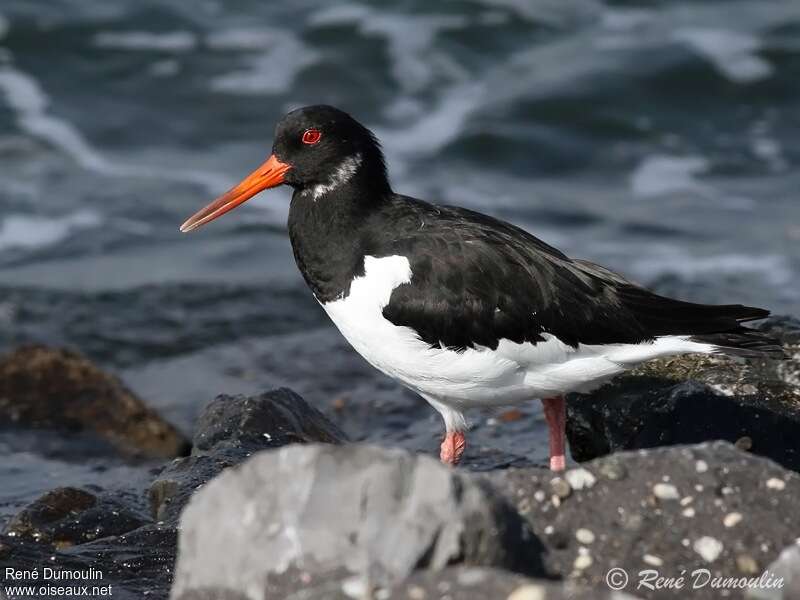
[[489, 441, 800, 599], [747, 542, 800, 600], [192, 387, 346, 452], [0, 345, 188, 459], [149, 389, 347, 523], [2, 487, 147, 548], [566, 333, 800, 471], [170, 444, 545, 600]]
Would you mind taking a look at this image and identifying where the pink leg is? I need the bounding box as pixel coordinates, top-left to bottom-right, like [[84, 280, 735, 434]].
[[440, 431, 466, 466], [542, 396, 566, 471]]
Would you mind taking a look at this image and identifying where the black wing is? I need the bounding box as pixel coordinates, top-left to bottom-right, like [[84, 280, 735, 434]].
[[369, 198, 779, 355]]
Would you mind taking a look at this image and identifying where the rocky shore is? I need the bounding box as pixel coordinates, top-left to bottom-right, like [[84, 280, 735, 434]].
[[1, 318, 799, 600]]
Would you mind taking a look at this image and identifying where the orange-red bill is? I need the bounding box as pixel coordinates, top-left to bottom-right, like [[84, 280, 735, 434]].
[[180, 154, 290, 232]]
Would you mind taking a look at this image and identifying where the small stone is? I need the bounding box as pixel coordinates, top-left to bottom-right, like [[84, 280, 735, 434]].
[[499, 408, 525, 422], [643, 554, 663, 567], [550, 477, 572, 499], [573, 554, 593, 570], [575, 528, 595, 544], [723, 512, 743, 528], [544, 525, 554, 535], [533, 490, 545, 503], [551, 495, 561, 508], [682, 507, 696, 518], [408, 585, 427, 600], [564, 468, 596, 490], [653, 483, 680, 500], [598, 462, 627, 481], [736, 554, 759, 575], [456, 569, 487, 586], [695, 460, 709, 473], [766, 477, 786, 491], [735, 436, 752, 451], [694, 536, 724, 562], [342, 576, 368, 599], [680, 496, 694, 506], [507, 585, 546, 600]]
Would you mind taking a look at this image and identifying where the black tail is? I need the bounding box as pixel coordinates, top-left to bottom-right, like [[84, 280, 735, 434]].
[[692, 328, 787, 359], [617, 287, 786, 359]]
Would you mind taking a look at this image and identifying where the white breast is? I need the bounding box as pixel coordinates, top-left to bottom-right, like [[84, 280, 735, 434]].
[[319, 255, 714, 417]]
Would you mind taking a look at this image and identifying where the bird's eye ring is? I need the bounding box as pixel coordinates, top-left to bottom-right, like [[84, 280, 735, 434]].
[[302, 129, 322, 145]]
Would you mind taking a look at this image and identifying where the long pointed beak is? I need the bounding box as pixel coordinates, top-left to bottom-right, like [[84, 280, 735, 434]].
[[180, 154, 291, 233]]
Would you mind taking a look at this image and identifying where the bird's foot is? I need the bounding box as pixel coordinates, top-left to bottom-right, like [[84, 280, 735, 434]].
[[542, 396, 567, 472], [440, 431, 466, 466]]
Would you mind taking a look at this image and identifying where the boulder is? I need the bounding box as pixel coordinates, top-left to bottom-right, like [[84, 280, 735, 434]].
[[489, 441, 800, 600], [150, 389, 347, 523], [2, 487, 147, 548], [747, 542, 800, 600], [170, 444, 545, 600], [0, 345, 189, 459], [566, 317, 800, 471]]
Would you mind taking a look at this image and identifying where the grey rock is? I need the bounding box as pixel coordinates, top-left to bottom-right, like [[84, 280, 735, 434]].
[[747, 542, 800, 600], [170, 444, 544, 600], [490, 442, 800, 600], [150, 389, 346, 523]]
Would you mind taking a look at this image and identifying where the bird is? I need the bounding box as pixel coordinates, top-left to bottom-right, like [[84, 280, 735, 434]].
[[180, 105, 784, 471]]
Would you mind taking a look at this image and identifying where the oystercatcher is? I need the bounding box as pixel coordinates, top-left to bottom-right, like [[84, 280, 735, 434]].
[[181, 105, 783, 471]]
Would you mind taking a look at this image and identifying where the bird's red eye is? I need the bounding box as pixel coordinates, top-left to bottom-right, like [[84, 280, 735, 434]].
[[302, 129, 321, 145]]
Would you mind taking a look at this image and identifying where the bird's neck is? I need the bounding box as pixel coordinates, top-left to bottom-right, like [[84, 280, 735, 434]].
[[288, 174, 390, 303]]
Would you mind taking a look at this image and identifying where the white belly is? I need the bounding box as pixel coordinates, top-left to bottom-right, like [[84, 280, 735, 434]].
[[320, 255, 712, 418]]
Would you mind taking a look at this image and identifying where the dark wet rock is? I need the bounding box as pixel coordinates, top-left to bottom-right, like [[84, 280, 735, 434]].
[[747, 542, 800, 600], [2, 487, 147, 548], [170, 444, 545, 600], [150, 389, 347, 523], [192, 387, 346, 452], [489, 441, 800, 600], [0, 345, 189, 459], [0, 524, 175, 600], [566, 318, 800, 472]]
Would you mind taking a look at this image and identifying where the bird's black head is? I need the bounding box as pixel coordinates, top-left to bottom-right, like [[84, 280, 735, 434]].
[[180, 105, 390, 232]]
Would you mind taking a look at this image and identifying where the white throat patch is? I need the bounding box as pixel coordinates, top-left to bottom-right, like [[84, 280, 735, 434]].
[[308, 152, 363, 201]]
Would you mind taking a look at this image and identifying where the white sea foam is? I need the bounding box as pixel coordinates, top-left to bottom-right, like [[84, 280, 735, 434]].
[[311, 6, 467, 92], [209, 28, 317, 95], [0, 67, 110, 171], [630, 155, 710, 198], [93, 31, 197, 52], [0, 211, 102, 251], [673, 28, 772, 84]]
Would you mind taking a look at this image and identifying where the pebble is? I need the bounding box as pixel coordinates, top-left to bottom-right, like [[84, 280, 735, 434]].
[[575, 528, 595, 545], [695, 460, 709, 473], [564, 468, 596, 490], [766, 478, 786, 491], [341, 576, 368, 599], [723, 512, 743, 528], [680, 496, 694, 506], [533, 490, 545, 503], [643, 554, 664, 567], [573, 554, 593, 570], [408, 585, 427, 600], [653, 483, 680, 500], [457, 569, 487, 586], [694, 536, 724, 562], [550, 477, 572, 499], [682, 507, 696, 518], [507, 585, 546, 600], [598, 462, 627, 481], [736, 554, 760, 575], [735, 436, 752, 451]]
